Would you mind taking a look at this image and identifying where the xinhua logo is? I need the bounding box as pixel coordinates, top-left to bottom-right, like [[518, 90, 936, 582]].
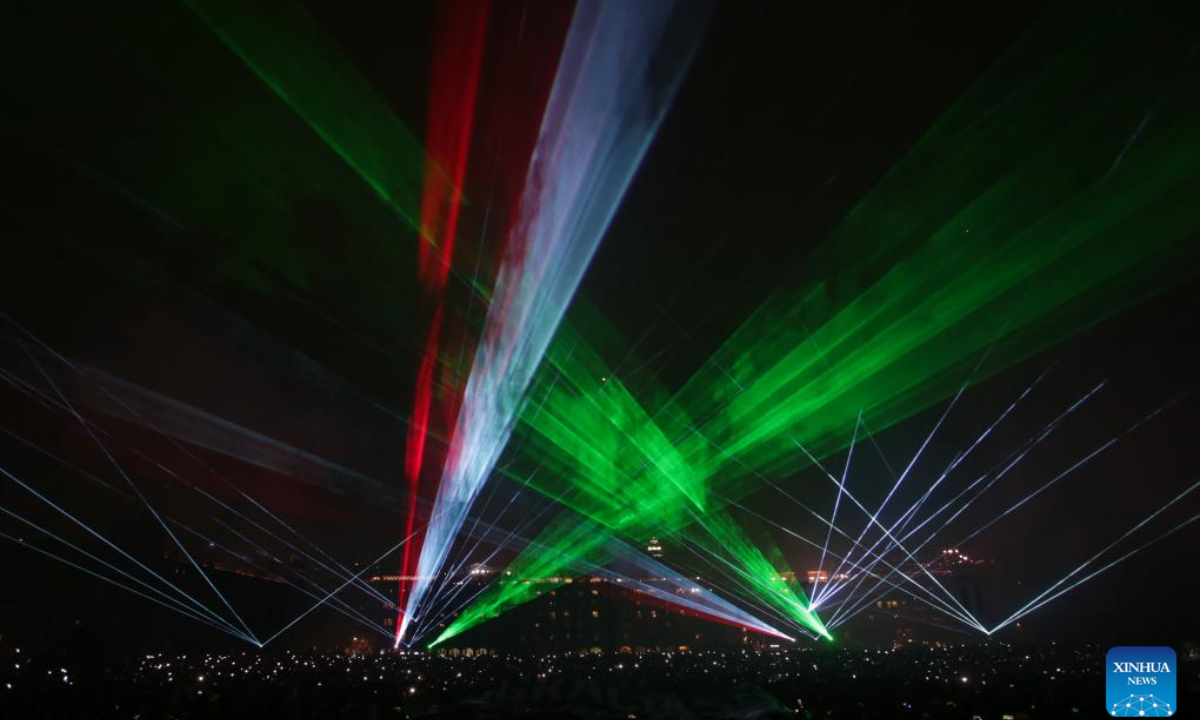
[[1107, 646, 1176, 717]]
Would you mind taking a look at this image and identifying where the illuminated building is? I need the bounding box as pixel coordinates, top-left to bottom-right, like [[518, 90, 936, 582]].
[[372, 571, 767, 653]]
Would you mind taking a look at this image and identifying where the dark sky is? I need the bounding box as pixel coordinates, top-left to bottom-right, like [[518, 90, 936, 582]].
[[1, 0, 1198, 653]]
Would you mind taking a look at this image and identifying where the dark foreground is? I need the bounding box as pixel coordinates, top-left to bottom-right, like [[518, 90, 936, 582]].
[[0, 642, 1192, 719]]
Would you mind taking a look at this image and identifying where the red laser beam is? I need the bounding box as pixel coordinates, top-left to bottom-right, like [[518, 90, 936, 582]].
[[398, 0, 492, 641]]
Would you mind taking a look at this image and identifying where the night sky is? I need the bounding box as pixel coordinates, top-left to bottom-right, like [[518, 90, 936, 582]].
[[2, 0, 1198, 657]]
